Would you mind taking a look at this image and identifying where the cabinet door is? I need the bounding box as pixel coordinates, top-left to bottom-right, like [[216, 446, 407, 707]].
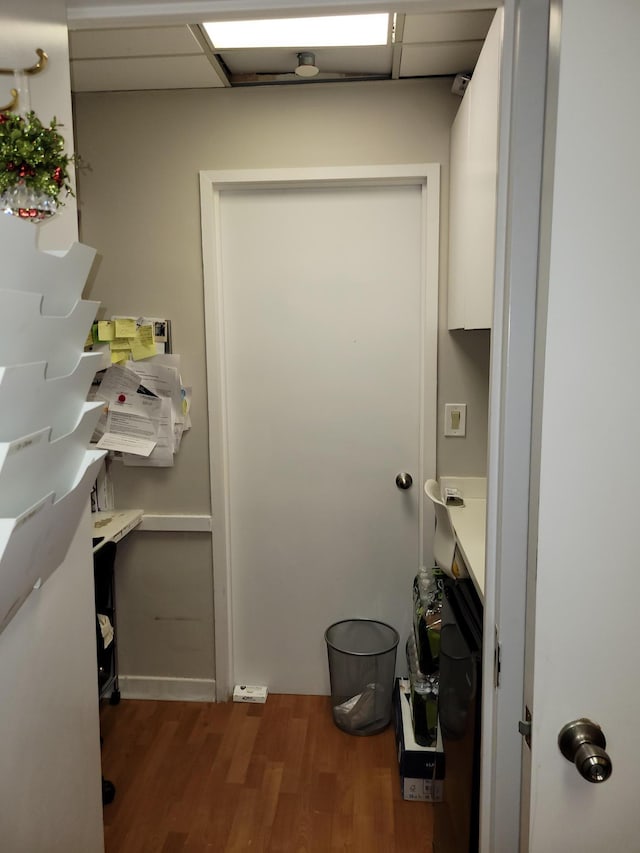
[[448, 92, 472, 330], [448, 10, 501, 330]]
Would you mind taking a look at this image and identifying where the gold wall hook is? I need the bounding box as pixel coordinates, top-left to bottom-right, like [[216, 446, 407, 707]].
[[25, 48, 48, 76], [0, 49, 48, 113], [0, 88, 18, 113], [0, 48, 48, 77]]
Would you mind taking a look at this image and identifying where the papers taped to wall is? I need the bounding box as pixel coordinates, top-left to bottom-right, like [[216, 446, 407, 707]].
[[89, 352, 191, 467]]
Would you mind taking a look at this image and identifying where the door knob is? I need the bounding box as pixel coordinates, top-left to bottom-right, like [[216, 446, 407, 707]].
[[558, 719, 613, 783], [395, 473, 413, 490]]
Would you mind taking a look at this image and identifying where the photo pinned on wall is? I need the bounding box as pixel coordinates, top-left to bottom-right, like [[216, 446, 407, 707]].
[[151, 320, 168, 344], [137, 317, 172, 353]]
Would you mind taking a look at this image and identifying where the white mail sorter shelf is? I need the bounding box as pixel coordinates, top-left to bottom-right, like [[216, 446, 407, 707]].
[[0, 215, 105, 636], [0, 354, 103, 442], [0, 405, 102, 519], [0, 214, 97, 315], [0, 451, 103, 634], [0, 289, 99, 379]]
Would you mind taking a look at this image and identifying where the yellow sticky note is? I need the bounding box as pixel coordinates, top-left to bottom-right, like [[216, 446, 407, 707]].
[[129, 328, 157, 361], [98, 320, 115, 342], [111, 350, 128, 364], [137, 324, 154, 347], [84, 329, 94, 349], [110, 338, 132, 351], [114, 317, 137, 338]]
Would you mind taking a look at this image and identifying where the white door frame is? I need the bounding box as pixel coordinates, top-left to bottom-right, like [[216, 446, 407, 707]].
[[200, 164, 440, 700], [482, 0, 551, 850]]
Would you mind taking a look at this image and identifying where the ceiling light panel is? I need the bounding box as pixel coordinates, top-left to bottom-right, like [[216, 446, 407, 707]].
[[203, 14, 390, 49]]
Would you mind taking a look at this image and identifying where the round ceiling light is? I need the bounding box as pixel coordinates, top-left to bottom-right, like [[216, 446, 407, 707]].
[[295, 52, 320, 78]]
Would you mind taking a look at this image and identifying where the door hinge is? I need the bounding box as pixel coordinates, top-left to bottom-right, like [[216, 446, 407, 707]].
[[494, 637, 501, 688], [519, 706, 532, 749]]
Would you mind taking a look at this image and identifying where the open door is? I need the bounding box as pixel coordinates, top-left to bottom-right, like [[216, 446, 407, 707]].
[[521, 0, 640, 849], [488, 0, 640, 849]]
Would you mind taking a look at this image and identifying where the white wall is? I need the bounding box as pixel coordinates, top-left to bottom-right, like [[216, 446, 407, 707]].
[[439, 328, 490, 475], [0, 2, 104, 850]]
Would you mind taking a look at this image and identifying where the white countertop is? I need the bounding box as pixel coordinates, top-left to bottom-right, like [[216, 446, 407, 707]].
[[439, 477, 487, 601]]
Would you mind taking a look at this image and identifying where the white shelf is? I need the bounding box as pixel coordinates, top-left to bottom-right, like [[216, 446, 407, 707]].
[[0, 405, 103, 519], [0, 451, 103, 634], [0, 214, 96, 316], [0, 353, 103, 442], [0, 290, 99, 379], [0, 216, 106, 635]]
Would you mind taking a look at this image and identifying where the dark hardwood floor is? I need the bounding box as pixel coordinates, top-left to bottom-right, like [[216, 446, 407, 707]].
[[99, 694, 433, 852]]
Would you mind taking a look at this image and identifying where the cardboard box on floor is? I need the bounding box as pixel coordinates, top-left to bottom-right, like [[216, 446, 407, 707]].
[[393, 678, 445, 802]]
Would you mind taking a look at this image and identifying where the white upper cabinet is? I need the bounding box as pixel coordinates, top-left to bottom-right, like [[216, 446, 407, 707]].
[[448, 9, 502, 330]]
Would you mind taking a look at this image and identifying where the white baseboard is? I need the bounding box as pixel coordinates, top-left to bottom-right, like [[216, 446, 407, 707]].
[[118, 676, 217, 702]]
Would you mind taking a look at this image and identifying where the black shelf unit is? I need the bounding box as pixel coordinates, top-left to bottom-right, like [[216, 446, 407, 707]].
[[433, 576, 483, 853], [93, 540, 121, 705]]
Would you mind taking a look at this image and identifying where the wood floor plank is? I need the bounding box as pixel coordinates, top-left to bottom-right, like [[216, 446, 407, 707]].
[[225, 713, 262, 785], [225, 786, 261, 852], [100, 695, 433, 852], [279, 715, 309, 795], [257, 760, 284, 832], [160, 832, 188, 853]]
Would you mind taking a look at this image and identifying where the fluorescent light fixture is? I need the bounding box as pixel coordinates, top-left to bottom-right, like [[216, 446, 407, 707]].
[[203, 14, 389, 49]]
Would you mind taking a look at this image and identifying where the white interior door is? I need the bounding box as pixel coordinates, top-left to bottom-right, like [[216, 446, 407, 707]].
[[201, 167, 439, 695], [520, 1, 640, 848]]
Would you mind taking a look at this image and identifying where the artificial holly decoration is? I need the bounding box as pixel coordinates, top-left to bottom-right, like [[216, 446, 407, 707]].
[[0, 110, 74, 211]]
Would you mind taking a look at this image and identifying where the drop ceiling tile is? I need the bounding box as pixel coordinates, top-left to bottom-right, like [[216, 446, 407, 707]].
[[70, 54, 226, 92], [69, 26, 203, 59], [399, 41, 484, 77], [402, 11, 496, 44]]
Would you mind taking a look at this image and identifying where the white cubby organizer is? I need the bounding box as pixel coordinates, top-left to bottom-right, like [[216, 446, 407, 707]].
[[0, 215, 104, 635]]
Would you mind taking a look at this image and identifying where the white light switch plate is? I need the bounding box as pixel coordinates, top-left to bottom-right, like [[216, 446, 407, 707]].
[[444, 403, 467, 437]]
